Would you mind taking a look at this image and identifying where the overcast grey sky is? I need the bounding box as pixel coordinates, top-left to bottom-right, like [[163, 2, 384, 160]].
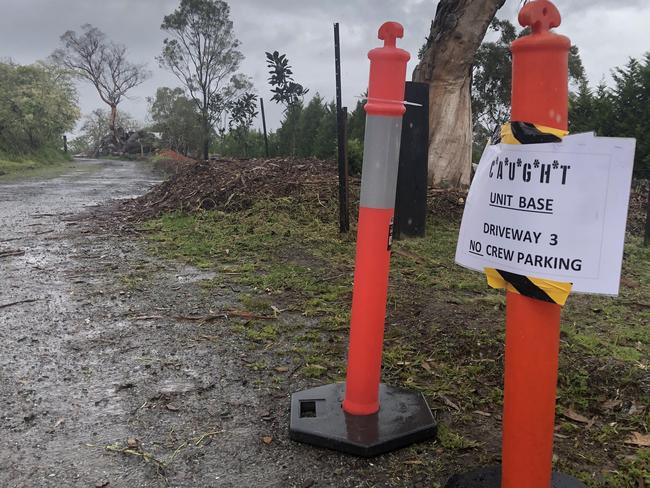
[[1, 0, 649, 134]]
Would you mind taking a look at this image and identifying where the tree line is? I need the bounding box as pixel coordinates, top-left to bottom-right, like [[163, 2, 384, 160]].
[[212, 94, 365, 170], [0, 0, 648, 180], [0, 62, 78, 158], [570, 55, 650, 178]]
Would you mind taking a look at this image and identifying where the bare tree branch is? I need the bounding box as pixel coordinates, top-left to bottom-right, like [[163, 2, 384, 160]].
[[51, 24, 150, 141]]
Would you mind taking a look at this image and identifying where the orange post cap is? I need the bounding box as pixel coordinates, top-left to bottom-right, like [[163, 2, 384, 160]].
[[510, 0, 570, 129], [378, 21, 404, 48], [518, 0, 561, 34], [365, 21, 410, 117], [512, 0, 570, 50]]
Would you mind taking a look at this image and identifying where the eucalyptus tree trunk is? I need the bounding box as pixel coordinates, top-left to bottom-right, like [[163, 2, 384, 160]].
[[413, 0, 505, 188], [202, 111, 210, 161], [109, 104, 118, 143]]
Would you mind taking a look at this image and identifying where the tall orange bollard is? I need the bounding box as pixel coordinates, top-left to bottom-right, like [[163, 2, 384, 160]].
[[446, 1, 586, 487], [289, 21, 437, 457], [343, 21, 411, 416], [502, 4, 575, 486]]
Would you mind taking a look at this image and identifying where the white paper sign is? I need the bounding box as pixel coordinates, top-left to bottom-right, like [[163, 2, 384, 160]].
[[455, 135, 636, 295]]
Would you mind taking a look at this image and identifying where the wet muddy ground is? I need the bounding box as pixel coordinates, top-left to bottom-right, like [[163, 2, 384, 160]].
[[0, 160, 418, 488], [2, 159, 647, 488]]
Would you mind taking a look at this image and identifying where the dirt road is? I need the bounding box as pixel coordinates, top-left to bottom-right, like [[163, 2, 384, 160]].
[[0, 159, 392, 488]]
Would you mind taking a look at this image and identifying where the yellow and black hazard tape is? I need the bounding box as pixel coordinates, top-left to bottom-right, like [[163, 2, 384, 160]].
[[484, 121, 572, 306], [485, 268, 572, 305], [497, 121, 566, 145]]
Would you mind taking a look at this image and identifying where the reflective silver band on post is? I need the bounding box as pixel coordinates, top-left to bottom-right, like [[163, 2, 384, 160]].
[[359, 115, 403, 209]]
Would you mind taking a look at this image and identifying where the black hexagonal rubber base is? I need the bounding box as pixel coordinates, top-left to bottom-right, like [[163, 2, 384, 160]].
[[445, 466, 586, 487], [289, 383, 436, 457]]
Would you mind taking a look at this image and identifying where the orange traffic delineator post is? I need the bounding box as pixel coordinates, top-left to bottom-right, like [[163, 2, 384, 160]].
[[289, 21, 436, 457], [446, 1, 586, 487]]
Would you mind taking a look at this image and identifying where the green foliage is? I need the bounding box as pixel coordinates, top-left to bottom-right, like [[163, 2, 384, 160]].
[[437, 423, 481, 450], [213, 129, 272, 158], [471, 19, 586, 161], [472, 19, 516, 138], [265, 50, 309, 109], [347, 138, 363, 175], [0, 147, 72, 178], [160, 0, 251, 158], [611, 54, 650, 177], [210, 37, 363, 163], [347, 97, 366, 142], [296, 94, 324, 157], [569, 53, 650, 177], [148, 87, 203, 156], [215, 93, 359, 165], [276, 102, 303, 156], [229, 93, 258, 133], [145, 186, 648, 486], [0, 61, 79, 156], [569, 82, 615, 135], [227, 92, 258, 156], [604, 448, 650, 487], [313, 102, 337, 160], [72, 108, 138, 155], [568, 45, 587, 85]]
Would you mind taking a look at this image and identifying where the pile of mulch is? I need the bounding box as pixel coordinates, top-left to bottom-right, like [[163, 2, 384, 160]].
[[113, 155, 648, 238], [120, 154, 468, 224], [119, 157, 346, 221], [151, 149, 197, 175], [156, 149, 194, 162], [628, 179, 649, 237]]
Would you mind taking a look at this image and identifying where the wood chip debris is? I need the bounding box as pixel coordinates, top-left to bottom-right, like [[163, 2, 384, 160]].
[[625, 432, 650, 447]]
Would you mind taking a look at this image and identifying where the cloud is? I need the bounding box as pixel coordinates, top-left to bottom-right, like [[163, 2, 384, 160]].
[[560, 0, 647, 14], [0, 0, 648, 133]]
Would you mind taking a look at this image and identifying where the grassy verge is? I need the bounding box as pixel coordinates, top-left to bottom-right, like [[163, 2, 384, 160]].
[[142, 192, 649, 487], [0, 147, 73, 180]]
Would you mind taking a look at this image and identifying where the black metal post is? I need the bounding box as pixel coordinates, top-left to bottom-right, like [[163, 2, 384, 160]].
[[260, 98, 269, 158], [342, 106, 350, 229], [394, 81, 429, 239], [63, 135, 67, 153], [643, 179, 650, 246], [334, 22, 349, 233]]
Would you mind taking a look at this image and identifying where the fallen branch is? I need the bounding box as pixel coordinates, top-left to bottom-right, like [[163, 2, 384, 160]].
[[193, 430, 224, 446], [439, 395, 462, 412], [147, 191, 170, 208], [165, 441, 188, 464], [174, 314, 225, 322], [225, 310, 276, 320], [105, 444, 166, 470], [174, 310, 276, 322], [0, 249, 25, 258], [0, 298, 38, 310]]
